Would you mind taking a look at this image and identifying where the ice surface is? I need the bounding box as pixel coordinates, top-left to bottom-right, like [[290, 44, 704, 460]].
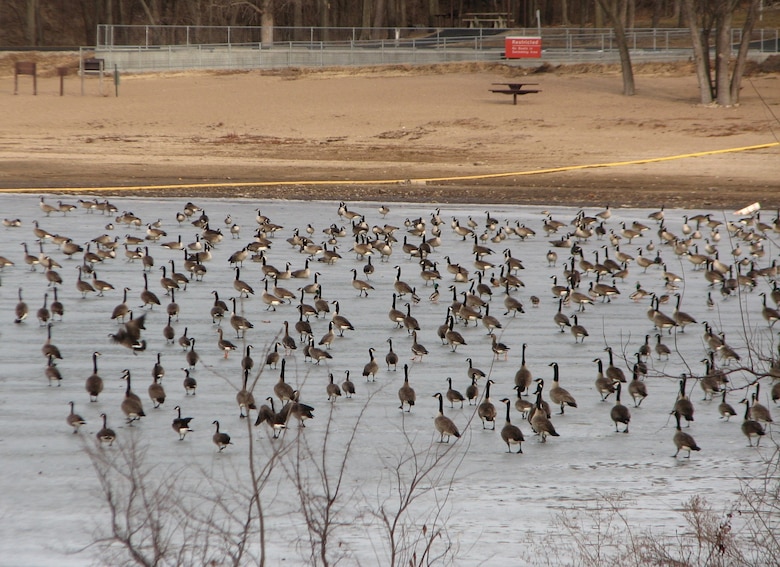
[[0, 194, 774, 566]]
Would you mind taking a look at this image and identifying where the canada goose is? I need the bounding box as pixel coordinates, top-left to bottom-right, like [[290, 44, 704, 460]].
[[627, 364, 648, 407], [212, 420, 232, 452], [478, 379, 497, 429], [570, 314, 589, 344], [178, 367, 196, 395], [139, 272, 160, 309], [460, 377, 478, 407], [398, 364, 416, 412], [651, 295, 677, 333], [610, 382, 631, 433], [96, 413, 116, 447], [548, 362, 577, 415], [342, 370, 356, 399], [718, 390, 737, 421], [66, 401, 86, 434], [655, 334, 671, 360], [159, 265, 179, 295], [748, 384, 773, 423], [324, 373, 342, 402], [530, 379, 559, 442], [568, 288, 594, 312], [231, 266, 253, 298], [42, 323, 62, 360], [403, 302, 421, 334], [760, 292, 780, 327], [162, 261, 187, 292], [74, 265, 96, 298], [274, 359, 295, 403], [411, 331, 428, 362], [384, 338, 399, 371], [186, 338, 200, 370], [672, 376, 695, 426], [45, 355, 62, 387], [171, 405, 194, 441], [120, 370, 146, 424], [670, 293, 697, 332], [80, 351, 103, 402], [514, 343, 533, 394], [347, 267, 373, 297], [234, 368, 257, 419], [39, 196, 59, 216], [110, 287, 131, 323], [499, 398, 524, 453], [553, 298, 571, 332], [331, 301, 354, 336], [306, 337, 332, 365], [36, 292, 50, 326], [216, 328, 237, 359], [50, 287, 64, 320], [481, 303, 502, 335], [230, 297, 254, 339], [491, 334, 510, 361], [21, 242, 40, 271], [257, 397, 288, 438], [510, 384, 533, 418], [387, 294, 406, 328], [166, 288, 180, 320], [283, 392, 315, 427], [13, 287, 28, 324], [604, 346, 626, 383], [393, 266, 414, 297], [699, 356, 727, 400], [432, 393, 460, 443], [594, 358, 616, 401], [671, 411, 700, 458], [445, 316, 467, 352], [465, 357, 486, 382], [148, 374, 166, 408], [740, 398, 767, 447], [444, 377, 465, 408]]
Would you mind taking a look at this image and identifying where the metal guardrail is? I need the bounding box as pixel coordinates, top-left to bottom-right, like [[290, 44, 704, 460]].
[[89, 25, 779, 73]]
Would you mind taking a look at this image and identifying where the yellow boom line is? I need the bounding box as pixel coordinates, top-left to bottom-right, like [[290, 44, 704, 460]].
[[0, 141, 776, 194]]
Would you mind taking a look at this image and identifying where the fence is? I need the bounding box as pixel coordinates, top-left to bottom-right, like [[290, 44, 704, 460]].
[[91, 24, 780, 73]]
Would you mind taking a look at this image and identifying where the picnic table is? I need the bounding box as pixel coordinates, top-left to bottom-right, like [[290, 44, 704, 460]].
[[489, 82, 541, 105], [462, 12, 511, 28]]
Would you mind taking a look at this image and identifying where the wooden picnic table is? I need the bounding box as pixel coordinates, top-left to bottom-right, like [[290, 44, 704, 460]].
[[462, 12, 511, 28], [489, 82, 541, 105]]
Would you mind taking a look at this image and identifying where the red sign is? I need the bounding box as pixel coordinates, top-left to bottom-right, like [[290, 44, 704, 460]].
[[505, 36, 542, 59]]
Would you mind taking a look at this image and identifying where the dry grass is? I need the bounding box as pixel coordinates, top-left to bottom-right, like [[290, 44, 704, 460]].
[[3, 50, 778, 81]]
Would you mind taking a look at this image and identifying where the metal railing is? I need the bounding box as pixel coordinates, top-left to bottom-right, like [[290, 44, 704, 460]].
[[91, 24, 779, 73]]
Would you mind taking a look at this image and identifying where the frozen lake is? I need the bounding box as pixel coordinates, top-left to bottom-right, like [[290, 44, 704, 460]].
[[0, 194, 775, 566]]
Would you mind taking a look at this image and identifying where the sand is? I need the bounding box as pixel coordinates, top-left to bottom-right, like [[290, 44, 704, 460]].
[[1, 61, 778, 209]]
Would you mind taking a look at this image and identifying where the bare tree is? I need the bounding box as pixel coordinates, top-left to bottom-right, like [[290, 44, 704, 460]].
[[682, 0, 761, 105], [595, 0, 636, 96]]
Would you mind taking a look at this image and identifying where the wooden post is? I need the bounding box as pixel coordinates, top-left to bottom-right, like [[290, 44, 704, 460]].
[[57, 66, 69, 96], [14, 62, 37, 95]]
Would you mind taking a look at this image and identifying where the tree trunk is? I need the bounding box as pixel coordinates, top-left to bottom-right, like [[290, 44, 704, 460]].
[[26, 0, 39, 45], [319, 0, 330, 41], [361, 0, 372, 39], [372, 0, 387, 38], [260, 0, 273, 46], [292, 0, 304, 41], [682, 0, 713, 103], [651, 0, 662, 27], [714, 9, 732, 106], [730, 0, 759, 104], [561, 0, 570, 26], [596, 0, 635, 96]]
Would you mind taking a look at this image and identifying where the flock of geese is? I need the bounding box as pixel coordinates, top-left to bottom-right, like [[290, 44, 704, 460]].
[[3, 195, 779, 460]]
